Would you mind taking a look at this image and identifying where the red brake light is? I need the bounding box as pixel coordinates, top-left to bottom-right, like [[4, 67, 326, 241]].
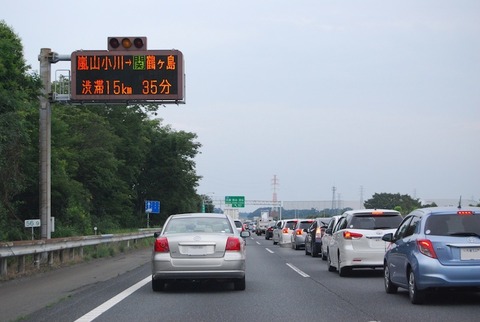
[[343, 231, 363, 239], [417, 239, 437, 258], [371, 210, 384, 215], [282, 228, 289, 234], [296, 229, 303, 235], [226, 236, 241, 251], [457, 211, 473, 216], [154, 237, 169, 253]]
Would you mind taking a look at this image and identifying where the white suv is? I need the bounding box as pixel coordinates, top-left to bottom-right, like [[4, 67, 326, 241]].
[[272, 219, 298, 247], [321, 215, 341, 260], [327, 209, 403, 276]]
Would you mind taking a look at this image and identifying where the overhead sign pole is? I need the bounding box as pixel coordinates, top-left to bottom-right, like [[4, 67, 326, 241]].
[[38, 48, 51, 240], [39, 49, 70, 240]]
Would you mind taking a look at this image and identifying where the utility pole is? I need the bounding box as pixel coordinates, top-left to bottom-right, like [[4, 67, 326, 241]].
[[360, 185, 364, 209], [38, 49, 70, 240]]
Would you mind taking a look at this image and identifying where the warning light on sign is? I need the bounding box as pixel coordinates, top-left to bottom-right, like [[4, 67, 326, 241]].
[[108, 37, 146, 51]]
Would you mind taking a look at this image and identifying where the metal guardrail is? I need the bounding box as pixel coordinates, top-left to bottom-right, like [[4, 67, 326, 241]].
[[0, 230, 157, 277]]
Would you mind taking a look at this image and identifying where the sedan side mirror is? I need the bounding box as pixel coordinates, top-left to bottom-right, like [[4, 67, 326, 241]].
[[241, 231, 251, 238]]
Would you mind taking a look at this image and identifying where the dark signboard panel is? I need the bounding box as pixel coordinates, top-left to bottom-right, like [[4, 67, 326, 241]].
[[71, 50, 184, 102]]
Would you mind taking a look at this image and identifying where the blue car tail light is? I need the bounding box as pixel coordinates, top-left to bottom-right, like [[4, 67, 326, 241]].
[[417, 239, 437, 258]]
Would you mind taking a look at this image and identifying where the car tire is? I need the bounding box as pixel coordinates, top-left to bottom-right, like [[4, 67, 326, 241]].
[[311, 243, 319, 257], [408, 270, 425, 304], [234, 277, 246, 291], [338, 252, 350, 277], [273, 240, 278, 245], [321, 251, 327, 261], [327, 251, 336, 272], [384, 263, 398, 294], [152, 277, 165, 292], [305, 244, 311, 255]]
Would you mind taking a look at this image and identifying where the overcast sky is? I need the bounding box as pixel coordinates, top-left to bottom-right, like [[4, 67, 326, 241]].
[[3, 1, 480, 207]]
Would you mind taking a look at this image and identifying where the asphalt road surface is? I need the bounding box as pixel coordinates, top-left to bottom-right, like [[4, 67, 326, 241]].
[[1, 234, 479, 322]]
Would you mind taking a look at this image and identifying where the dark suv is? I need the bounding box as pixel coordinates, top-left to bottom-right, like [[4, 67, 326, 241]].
[[265, 221, 276, 240], [305, 217, 331, 257]]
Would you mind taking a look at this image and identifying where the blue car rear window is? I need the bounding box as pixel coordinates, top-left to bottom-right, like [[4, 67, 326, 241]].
[[425, 214, 480, 236]]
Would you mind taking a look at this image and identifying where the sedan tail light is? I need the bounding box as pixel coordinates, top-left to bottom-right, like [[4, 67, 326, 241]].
[[417, 239, 437, 258], [282, 228, 289, 234], [226, 236, 241, 251], [154, 237, 170, 253], [295, 229, 303, 236], [343, 231, 363, 239]]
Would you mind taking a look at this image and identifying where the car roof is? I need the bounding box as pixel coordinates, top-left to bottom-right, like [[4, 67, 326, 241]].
[[411, 207, 480, 216], [169, 213, 228, 219], [342, 209, 400, 216]]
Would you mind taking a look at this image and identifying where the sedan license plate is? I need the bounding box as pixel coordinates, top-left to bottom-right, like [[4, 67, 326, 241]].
[[460, 247, 480, 260], [183, 245, 214, 255]]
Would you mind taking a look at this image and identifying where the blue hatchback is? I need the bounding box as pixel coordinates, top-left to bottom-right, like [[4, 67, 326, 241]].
[[382, 207, 480, 304]]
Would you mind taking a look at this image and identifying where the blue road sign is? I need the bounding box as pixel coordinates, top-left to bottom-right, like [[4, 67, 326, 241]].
[[145, 200, 160, 214]]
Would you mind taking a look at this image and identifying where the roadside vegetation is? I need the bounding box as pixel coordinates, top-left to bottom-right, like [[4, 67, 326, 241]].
[[0, 21, 203, 241]]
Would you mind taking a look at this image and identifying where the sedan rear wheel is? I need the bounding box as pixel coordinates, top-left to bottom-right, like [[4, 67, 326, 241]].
[[408, 270, 425, 304], [234, 276, 246, 291], [384, 263, 398, 294], [152, 277, 165, 292]]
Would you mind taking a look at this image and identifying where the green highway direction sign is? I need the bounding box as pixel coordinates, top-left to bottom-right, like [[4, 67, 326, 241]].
[[225, 196, 245, 208]]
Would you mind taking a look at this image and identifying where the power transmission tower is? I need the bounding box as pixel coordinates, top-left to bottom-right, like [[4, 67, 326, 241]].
[[331, 186, 337, 214], [271, 175, 280, 219]]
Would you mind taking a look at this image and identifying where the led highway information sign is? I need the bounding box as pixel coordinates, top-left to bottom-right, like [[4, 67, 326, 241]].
[[71, 50, 184, 102]]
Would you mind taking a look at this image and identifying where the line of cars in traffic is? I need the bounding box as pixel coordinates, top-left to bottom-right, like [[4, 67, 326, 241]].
[[149, 206, 480, 304], [260, 207, 480, 304]]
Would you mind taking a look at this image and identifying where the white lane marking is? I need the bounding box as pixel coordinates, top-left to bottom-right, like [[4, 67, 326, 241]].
[[256, 241, 261, 245], [286, 263, 310, 277], [265, 248, 274, 253], [74, 276, 151, 322]]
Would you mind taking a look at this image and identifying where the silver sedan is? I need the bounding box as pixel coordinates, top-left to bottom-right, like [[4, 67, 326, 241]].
[[152, 213, 250, 291]]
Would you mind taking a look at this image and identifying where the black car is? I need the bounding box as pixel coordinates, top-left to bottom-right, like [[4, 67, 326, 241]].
[[305, 217, 331, 257], [265, 221, 276, 240]]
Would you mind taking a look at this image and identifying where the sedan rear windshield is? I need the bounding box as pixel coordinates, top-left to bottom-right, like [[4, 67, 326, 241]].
[[164, 217, 233, 234], [425, 214, 480, 236], [349, 214, 402, 230]]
